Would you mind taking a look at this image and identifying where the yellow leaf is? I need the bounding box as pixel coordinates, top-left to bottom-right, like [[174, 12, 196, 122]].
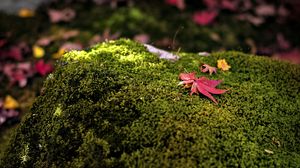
[[4, 95, 19, 109], [217, 59, 231, 71], [18, 8, 35, 18], [52, 48, 65, 59], [33, 45, 45, 58]]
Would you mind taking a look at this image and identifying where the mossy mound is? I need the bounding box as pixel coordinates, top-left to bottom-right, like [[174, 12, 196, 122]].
[[1, 39, 300, 167]]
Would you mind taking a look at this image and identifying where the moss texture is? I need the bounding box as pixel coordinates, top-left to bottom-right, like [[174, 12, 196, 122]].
[[1, 39, 300, 167]]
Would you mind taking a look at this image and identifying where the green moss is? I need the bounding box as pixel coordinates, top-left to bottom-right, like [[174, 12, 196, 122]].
[[1, 39, 300, 167]]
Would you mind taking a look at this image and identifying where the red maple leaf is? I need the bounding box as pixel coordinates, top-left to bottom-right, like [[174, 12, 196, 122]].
[[179, 72, 227, 104], [35, 60, 53, 76]]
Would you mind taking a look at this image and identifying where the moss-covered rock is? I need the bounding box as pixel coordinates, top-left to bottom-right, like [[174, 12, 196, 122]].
[[1, 39, 300, 167]]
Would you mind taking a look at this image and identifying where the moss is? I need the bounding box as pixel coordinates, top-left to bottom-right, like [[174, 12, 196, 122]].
[[1, 39, 300, 167]]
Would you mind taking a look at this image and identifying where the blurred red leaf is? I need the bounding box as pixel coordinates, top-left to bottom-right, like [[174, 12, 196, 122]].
[[48, 8, 76, 23], [242, 0, 253, 10], [0, 46, 22, 61], [36, 36, 54, 46], [277, 33, 291, 50], [203, 0, 218, 9], [255, 4, 276, 16], [273, 49, 300, 64], [221, 0, 238, 11], [35, 60, 53, 76], [237, 14, 264, 26], [193, 10, 218, 26], [0, 39, 6, 47], [2, 62, 34, 87], [165, 0, 185, 10]]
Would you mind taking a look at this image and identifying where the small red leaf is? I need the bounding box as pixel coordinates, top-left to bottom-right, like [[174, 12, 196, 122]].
[[179, 72, 227, 104]]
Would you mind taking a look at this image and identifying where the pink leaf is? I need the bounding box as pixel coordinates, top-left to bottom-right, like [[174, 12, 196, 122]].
[[193, 10, 218, 26], [2, 62, 34, 87], [48, 8, 76, 23], [221, 0, 238, 11], [200, 64, 217, 75], [36, 36, 54, 46], [255, 4, 276, 16], [237, 14, 264, 26]]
